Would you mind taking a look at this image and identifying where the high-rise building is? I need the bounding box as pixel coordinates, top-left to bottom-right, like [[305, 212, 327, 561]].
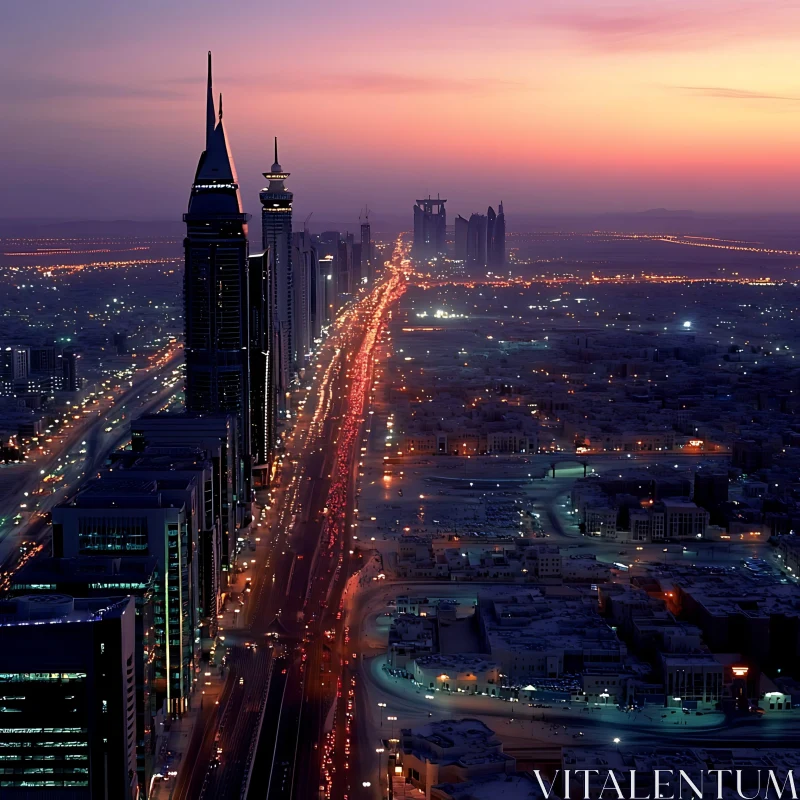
[[454, 215, 469, 261], [131, 413, 240, 598], [248, 249, 276, 484], [8, 557, 158, 794], [0, 595, 139, 799], [490, 201, 505, 267], [183, 52, 251, 497], [360, 209, 373, 285], [53, 478, 196, 714], [413, 196, 447, 259], [319, 254, 337, 321], [60, 346, 80, 391], [260, 138, 294, 408], [292, 230, 319, 364], [467, 213, 488, 266]]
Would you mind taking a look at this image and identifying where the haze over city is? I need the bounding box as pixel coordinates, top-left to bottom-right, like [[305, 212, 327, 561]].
[[6, 0, 800, 219]]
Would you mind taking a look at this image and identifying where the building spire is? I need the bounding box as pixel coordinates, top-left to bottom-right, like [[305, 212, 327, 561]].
[[206, 51, 215, 149], [274, 136, 279, 167], [219, 92, 223, 121]]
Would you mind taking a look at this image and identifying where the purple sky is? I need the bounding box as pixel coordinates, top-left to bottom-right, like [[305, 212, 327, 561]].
[[3, 0, 800, 221]]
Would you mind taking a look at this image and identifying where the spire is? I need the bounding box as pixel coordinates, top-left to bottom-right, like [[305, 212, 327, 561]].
[[219, 92, 223, 121], [206, 51, 215, 149]]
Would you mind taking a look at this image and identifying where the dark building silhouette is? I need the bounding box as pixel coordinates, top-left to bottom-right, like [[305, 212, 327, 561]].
[[60, 347, 80, 391], [260, 138, 294, 410], [413, 196, 447, 258], [360, 210, 373, 285], [248, 249, 276, 483], [491, 201, 506, 266], [467, 212, 488, 266], [454, 214, 469, 261], [183, 52, 251, 495], [463, 203, 506, 268]]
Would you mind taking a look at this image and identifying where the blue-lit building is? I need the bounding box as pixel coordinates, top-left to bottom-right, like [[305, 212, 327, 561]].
[[0, 595, 139, 799]]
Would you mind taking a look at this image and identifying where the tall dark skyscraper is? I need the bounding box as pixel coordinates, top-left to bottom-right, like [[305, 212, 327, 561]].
[[360, 208, 373, 285], [467, 212, 488, 266], [490, 201, 506, 267], [249, 248, 276, 484], [183, 52, 251, 492], [260, 138, 294, 414], [454, 214, 469, 261], [413, 196, 447, 258]]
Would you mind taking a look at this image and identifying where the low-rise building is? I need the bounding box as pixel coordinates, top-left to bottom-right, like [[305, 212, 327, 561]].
[[399, 719, 515, 799]]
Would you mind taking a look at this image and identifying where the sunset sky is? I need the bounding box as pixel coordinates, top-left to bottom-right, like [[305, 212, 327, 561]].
[[4, 0, 800, 221]]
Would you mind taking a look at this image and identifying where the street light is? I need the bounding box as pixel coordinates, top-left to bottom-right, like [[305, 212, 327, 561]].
[[378, 701, 386, 727]]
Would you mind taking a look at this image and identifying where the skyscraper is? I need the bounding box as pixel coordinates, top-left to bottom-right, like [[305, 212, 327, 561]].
[[260, 138, 294, 411], [292, 230, 318, 364], [467, 212, 488, 266], [413, 196, 447, 258], [249, 249, 276, 484], [490, 201, 506, 267], [183, 52, 251, 494], [454, 214, 469, 261], [0, 595, 139, 799], [360, 208, 373, 285]]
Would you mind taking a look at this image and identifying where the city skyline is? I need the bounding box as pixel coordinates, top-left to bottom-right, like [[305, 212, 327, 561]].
[[3, 7, 800, 800], [6, 1, 800, 219]]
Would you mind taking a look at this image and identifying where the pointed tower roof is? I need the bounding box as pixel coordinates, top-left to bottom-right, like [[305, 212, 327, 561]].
[[206, 51, 215, 150], [187, 52, 244, 217]]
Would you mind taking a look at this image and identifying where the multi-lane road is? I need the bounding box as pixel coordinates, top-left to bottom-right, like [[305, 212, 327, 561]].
[[172, 253, 408, 800], [0, 349, 184, 587]]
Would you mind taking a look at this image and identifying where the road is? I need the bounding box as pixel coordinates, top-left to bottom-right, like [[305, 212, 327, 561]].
[[0, 349, 184, 589], [173, 248, 409, 800]]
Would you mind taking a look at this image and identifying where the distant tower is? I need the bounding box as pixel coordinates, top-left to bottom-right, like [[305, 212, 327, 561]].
[[454, 215, 469, 261], [183, 51, 251, 493], [492, 201, 506, 266], [486, 206, 496, 266], [360, 207, 373, 285], [413, 196, 447, 259], [467, 212, 488, 267], [260, 138, 294, 414], [248, 247, 275, 483]]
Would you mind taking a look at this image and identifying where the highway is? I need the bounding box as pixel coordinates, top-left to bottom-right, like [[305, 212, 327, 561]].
[[174, 248, 408, 800], [0, 348, 184, 589]]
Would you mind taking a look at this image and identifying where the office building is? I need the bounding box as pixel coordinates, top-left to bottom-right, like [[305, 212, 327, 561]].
[[360, 210, 373, 285], [466, 212, 487, 266], [8, 557, 157, 794], [0, 595, 139, 799], [413, 196, 447, 259], [319, 254, 337, 321], [131, 412, 241, 584], [60, 347, 80, 391], [291, 230, 316, 366], [454, 214, 468, 261], [490, 201, 505, 266], [53, 478, 196, 714], [182, 52, 251, 497], [248, 249, 276, 484], [260, 138, 294, 405]]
